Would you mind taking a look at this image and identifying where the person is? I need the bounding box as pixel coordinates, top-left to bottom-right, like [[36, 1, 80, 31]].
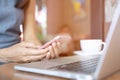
[[0, 0, 71, 63]]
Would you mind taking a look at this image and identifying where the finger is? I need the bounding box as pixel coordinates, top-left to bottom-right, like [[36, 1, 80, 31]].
[[56, 42, 61, 56], [52, 42, 59, 58], [21, 54, 46, 62], [48, 46, 55, 59], [57, 35, 71, 44], [24, 48, 48, 56], [46, 52, 51, 60]]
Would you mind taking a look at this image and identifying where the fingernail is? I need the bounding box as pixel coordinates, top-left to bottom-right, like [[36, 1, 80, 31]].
[[45, 48, 48, 51], [57, 42, 60, 45], [46, 52, 50, 60], [52, 42, 56, 46], [49, 46, 52, 49]]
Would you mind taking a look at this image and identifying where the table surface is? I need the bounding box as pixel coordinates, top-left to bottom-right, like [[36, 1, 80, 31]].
[[0, 63, 120, 80]]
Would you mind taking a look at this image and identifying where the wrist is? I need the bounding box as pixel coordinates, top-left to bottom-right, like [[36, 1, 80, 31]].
[[23, 37, 42, 46], [0, 49, 8, 62]]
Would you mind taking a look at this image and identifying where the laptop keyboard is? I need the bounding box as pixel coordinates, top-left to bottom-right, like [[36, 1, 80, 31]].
[[50, 56, 100, 74]]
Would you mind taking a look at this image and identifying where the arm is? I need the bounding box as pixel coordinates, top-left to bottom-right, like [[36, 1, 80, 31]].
[[0, 42, 48, 63], [0, 0, 49, 63], [23, 0, 41, 45], [0, 49, 6, 62]]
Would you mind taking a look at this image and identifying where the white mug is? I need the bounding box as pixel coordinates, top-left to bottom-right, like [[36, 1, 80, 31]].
[[80, 39, 105, 53]]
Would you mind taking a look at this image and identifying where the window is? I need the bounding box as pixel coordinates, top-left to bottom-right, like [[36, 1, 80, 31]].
[[36, 0, 47, 38]]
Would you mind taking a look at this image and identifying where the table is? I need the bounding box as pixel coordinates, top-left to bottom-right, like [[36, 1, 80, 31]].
[[0, 63, 120, 80]]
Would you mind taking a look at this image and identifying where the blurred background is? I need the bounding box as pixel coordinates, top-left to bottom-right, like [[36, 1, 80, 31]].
[[35, 0, 118, 50]]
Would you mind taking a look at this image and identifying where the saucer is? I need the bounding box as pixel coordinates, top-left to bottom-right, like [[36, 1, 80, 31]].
[[73, 50, 102, 55]]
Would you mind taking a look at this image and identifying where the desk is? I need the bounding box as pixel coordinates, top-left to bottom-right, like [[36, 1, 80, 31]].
[[0, 63, 120, 80]]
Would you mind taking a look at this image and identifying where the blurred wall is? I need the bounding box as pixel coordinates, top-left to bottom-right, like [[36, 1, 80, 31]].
[[63, 0, 91, 37], [47, 0, 91, 37], [47, 0, 64, 34]]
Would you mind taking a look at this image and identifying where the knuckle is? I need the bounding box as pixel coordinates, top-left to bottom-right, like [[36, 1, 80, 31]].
[[21, 57, 28, 62]]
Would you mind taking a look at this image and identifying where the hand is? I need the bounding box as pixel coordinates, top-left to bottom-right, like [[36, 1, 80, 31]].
[[46, 34, 72, 59], [0, 42, 48, 63], [46, 42, 62, 59]]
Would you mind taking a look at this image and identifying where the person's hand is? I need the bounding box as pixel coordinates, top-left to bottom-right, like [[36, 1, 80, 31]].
[[0, 42, 48, 63], [46, 42, 62, 59], [45, 34, 73, 59]]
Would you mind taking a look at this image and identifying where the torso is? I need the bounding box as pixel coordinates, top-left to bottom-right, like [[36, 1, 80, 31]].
[[0, 0, 27, 48]]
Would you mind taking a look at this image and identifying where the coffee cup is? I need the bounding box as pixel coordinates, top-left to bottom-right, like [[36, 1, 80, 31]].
[[80, 39, 105, 53]]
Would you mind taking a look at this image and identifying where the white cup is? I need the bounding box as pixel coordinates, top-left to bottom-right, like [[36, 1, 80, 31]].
[[80, 39, 105, 53]]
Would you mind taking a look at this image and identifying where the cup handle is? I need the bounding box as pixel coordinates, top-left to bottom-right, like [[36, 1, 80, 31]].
[[101, 42, 105, 51]]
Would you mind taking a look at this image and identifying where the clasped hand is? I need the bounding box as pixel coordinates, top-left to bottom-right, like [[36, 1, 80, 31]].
[[1, 35, 71, 63]]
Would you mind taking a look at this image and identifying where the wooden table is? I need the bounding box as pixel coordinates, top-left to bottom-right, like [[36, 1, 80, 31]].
[[0, 63, 120, 80]]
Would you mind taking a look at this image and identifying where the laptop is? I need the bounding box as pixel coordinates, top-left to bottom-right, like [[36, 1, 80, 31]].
[[14, 1, 120, 80]]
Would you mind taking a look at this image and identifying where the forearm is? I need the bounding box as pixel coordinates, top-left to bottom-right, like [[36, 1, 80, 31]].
[[23, 14, 38, 42], [23, 0, 41, 45], [23, 0, 36, 40]]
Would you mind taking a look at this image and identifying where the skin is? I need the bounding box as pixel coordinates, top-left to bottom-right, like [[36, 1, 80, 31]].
[[0, 42, 48, 63], [0, 0, 72, 63]]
